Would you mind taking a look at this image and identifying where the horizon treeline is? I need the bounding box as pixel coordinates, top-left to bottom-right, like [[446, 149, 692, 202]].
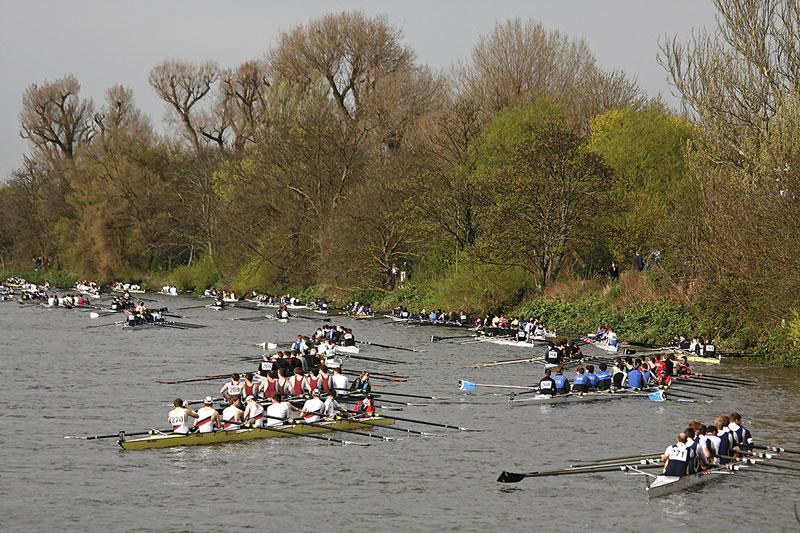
[[3, 2, 800, 360]]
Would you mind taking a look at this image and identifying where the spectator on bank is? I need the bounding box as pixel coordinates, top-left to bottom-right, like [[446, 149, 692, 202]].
[[633, 252, 644, 272], [609, 262, 619, 283]]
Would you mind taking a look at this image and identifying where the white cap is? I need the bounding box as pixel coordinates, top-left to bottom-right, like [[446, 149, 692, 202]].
[[245, 395, 255, 402], [203, 396, 214, 405], [312, 389, 320, 396]]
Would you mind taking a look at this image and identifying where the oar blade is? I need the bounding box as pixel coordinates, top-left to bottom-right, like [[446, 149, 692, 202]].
[[497, 471, 527, 483], [458, 380, 477, 392]]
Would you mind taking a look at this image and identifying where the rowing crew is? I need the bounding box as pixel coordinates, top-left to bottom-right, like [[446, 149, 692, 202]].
[[662, 413, 754, 477], [222, 366, 371, 403], [167, 390, 375, 434], [345, 301, 373, 316], [670, 335, 717, 359], [123, 302, 167, 326]]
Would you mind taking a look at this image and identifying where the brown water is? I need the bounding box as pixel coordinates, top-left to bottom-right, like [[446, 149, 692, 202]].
[[1, 296, 799, 532]]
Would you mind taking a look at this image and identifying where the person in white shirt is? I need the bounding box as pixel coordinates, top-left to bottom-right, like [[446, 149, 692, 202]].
[[195, 396, 221, 433], [222, 398, 244, 430], [322, 390, 350, 418], [167, 399, 198, 434], [704, 424, 722, 464], [300, 390, 325, 423], [265, 393, 299, 427], [331, 366, 350, 395], [219, 373, 244, 402], [242, 395, 265, 428]]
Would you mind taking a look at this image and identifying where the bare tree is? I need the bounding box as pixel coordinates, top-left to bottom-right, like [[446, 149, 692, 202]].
[[149, 60, 219, 153], [19, 75, 94, 167], [269, 11, 414, 119], [93, 85, 151, 145], [215, 60, 272, 152]]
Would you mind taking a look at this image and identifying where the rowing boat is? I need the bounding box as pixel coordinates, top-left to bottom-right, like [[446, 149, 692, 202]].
[[478, 335, 550, 348], [118, 416, 395, 450], [646, 466, 731, 497], [684, 354, 721, 365], [509, 390, 651, 406], [581, 337, 619, 352], [334, 345, 361, 354]]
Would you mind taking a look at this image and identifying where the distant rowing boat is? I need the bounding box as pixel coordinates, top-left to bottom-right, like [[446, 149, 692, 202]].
[[334, 345, 361, 354], [509, 390, 651, 406], [118, 416, 394, 450], [478, 334, 552, 348]]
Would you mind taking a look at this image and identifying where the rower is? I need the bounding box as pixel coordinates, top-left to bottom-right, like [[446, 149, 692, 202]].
[[661, 432, 691, 478], [305, 367, 323, 394], [242, 395, 265, 428], [300, 389, 325, 423], [595, 363, 612, 391], [584, 364, 599, 390], [704, 339, 717, 360], [242, 373, 258, 399], [323, 390, 349, 417], [624, 361, 644, 390], [352, 395, 375, 418], [222, 398, 244, 430], [168, 399, 198, 435], [611, 359, 626, 389], [704, 425, 722, 464], [286, 367, 305, 398], [544, 343, 561, 366], [342, 328, 356, 347], [257, 354, 274, 378], [728, 412, 753, 448], [552, 366, 570, 395], [715, 416, 734, 464], [219, 373, 244, 403], [259, 370, 279, 400], [683, 427, 701, 474], [318, 365, 333, 394], [515, 327, 527, 343], [331, 365, 350, 394], [572, 367, 589, 394], [277, 306, 290, 320], [640, 362, 654, 388], [195, 397, 221, 433], [266, 393, 299, 427], [537, 368, 556, 396], [676, 356, 691, 376]]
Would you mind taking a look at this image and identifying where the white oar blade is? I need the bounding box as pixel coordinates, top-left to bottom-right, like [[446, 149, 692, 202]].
[[89, 312, 99, 319]]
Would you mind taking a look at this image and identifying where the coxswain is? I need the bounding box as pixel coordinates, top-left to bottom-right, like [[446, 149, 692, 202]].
[[195, 396, 221, 433], [704, 339, 718, 360], [538, 368, 556, 396], [552, 366, 570, 394], [242, 395, 265, 428], [352, 395, 375, 417], [168, 399, 198, 435], [300, 389, 325, 423], [257, 354, 274, 378], [544, 343, 561, 366], [350, 371, 371, 393], [214, 297, 225, 308], [266, 393, 298, 427], [675, 355, 691, 376], [611, 359, 626, 389], [323, 390, 350, 417], [222, 398, 244, 430], [285, 367, 305, 397], [219, 373, 244, 403], [342, 328, 356, 347], [584, 364, 599, 390], [661, 432, 691, 478], [331, 365, 350, 394], [595, 363, 612, 390], [728, 412, 753, 448]]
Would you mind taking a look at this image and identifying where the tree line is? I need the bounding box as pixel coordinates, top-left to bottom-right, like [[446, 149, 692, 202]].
[[2, 3, 799, 361]]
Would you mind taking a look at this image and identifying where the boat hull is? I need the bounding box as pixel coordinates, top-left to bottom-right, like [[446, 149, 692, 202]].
[[119, 416, 394, 450]]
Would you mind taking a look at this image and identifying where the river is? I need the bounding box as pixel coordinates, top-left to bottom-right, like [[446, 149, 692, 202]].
[[1, 295, 798, 532]]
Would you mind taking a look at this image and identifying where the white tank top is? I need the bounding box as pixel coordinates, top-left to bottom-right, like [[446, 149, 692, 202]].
[[247, 403, 265, 428], [168, 408, 192, 434], [266, 402, 290, 426], [227, 381, 243, 396], [196, 406, 217, 433], [222, 405, 242, 429], [302, 397, 324, 423]]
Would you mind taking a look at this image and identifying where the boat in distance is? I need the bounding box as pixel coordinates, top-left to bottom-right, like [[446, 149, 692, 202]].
[[118, 416, 394, 450]]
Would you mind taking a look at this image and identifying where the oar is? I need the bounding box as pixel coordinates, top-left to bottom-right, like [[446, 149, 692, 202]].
[[689, 373, 755, 385], [66, 428, 173, 440], [497, 463, 662, 483], [458, 380, 536, 392], [231, 315, 272, 322], [341, 354, 408, 365], [731, 465, 800, 477], [340, 370, 407, 383], [736, 458, 800, 472], [367, 389, 446, 401], [86, 321, 123, 329], [386, 414, 482, 432], [338, 415, 440, 437], [431, 334, 478, 342], [742, 451, 800, 464], [358, 340, 422, 353], [570, 452, 664, 467], [235, 416, 369, 447], [284, 416, 394, 442], [670, 379, 726, 391], [157, 374, 232, 384], [471, 357, 544, 369], [292, 315, 332, 323], [748, 444, 800, 455], [176, 304, 212, 310]]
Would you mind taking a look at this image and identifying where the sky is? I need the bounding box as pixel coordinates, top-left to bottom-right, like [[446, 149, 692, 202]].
[[0, 0, 718, 181]]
